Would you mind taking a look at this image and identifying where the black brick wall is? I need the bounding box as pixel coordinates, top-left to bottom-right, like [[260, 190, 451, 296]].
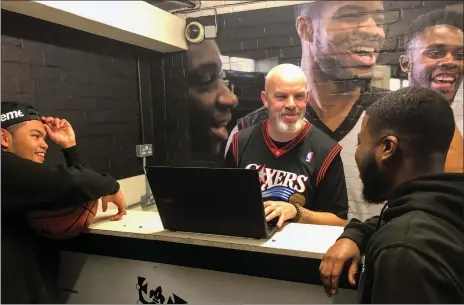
[[1, 10, 159, 179], [155, 52, 192, 165], [159, 1, 461, 163]]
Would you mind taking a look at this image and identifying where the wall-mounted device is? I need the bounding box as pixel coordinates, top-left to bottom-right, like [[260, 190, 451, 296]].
[[185, 21, 205, 43], [204, 25, 217, 39], [185, 21, 217, 43], [136, 144, 153, 158]]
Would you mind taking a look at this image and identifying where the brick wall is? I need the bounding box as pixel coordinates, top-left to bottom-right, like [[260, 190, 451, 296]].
[[160, 0, 461, 163], [1, 10, 158, 179], [154, 52, 192, 165]]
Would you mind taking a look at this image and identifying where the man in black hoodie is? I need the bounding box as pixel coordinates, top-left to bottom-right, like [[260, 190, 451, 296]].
[[319, 87, 464, 303], [1, 101, 127, 303]]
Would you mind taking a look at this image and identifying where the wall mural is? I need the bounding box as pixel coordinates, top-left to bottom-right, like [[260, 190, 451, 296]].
[[186, 0, 463, 220]]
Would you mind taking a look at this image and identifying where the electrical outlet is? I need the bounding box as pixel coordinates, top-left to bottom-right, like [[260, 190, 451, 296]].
[[140, 194, 156, 209], [136, 144, 153, 158]]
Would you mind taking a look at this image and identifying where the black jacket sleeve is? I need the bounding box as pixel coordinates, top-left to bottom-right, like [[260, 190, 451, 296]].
[[338, 216, 381, 253], [1, 150, 120, 212], [313, 154, 349, 219], [62, 145, 84, 167], [370, 246, 460, 304]]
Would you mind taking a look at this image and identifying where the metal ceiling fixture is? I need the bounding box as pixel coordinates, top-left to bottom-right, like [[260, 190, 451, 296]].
[[171, 0, 267, 15], [144, 0, 200, 12]]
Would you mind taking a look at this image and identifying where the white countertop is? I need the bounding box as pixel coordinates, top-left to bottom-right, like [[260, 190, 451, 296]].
[[87, 208, 344, 259]]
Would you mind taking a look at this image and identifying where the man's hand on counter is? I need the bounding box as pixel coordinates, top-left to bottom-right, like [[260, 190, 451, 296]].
[[264, 201, 297, 228], [319, 238, 360, 297], [101, 190, 128, 221]]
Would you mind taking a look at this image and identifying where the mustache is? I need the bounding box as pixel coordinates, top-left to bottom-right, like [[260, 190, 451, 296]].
[[280, 109, 302, 116]]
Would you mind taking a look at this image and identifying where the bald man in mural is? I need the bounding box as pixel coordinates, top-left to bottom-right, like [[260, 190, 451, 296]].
[[400, 8, 463, 172], [226, 0, 389, 221]]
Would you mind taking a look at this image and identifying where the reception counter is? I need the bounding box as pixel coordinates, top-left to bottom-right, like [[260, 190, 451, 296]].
[[58, 207, 358, 304]]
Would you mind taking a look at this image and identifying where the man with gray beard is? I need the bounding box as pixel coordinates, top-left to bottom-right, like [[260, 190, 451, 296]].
[[226, 0, 390, 222], [225, 64, 348, 228]]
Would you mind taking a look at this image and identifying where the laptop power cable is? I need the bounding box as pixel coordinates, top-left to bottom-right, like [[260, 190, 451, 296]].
[[136, 144, 156, 209]]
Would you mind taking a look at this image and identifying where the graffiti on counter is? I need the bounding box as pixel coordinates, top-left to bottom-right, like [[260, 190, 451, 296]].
[[136, 276, 187, 304]]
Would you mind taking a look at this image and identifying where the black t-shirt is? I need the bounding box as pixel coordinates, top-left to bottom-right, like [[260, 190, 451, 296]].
[[225, 120, 348, 219]]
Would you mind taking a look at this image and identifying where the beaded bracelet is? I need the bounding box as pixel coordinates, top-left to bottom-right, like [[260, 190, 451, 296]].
[[289, 202, 302, 223]]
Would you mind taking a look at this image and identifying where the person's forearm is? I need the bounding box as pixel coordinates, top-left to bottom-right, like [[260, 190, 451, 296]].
[[338, 216, 380, 253], [2, 152, 120, 212], [297, 208, 348, 226]]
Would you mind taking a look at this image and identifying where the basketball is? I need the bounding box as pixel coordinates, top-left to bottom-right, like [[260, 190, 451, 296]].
[[289, 193, 306, 207], [26, 200, 99, 240]]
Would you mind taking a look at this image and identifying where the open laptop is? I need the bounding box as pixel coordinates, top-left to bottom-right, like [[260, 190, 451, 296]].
[[144, 166, 279, 239]]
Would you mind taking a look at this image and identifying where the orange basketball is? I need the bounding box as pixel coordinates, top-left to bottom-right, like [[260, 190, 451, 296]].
[[289, 193, 306, 207], [26, 200, 99, 240]]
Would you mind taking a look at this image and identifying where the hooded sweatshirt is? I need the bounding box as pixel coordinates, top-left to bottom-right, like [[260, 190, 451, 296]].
[[342, 173, 464, 304]]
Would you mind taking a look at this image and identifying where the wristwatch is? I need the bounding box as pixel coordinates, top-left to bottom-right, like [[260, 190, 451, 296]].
[[290, 202, 302, 223]]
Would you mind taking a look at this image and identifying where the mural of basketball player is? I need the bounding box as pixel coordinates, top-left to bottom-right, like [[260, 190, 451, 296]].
[[226, 1, 389, 221], [399, 8, 463, 172], [187, 39, 238, 155]]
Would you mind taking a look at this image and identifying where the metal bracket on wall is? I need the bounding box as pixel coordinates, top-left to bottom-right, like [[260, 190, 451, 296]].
[[140, 193, 156, 209]]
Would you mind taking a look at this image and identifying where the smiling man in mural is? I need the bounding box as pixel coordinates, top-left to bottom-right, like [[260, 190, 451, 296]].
[[187, 39, 238, 157], [226, 0, 389, 221], [399, 8, 463, 172]]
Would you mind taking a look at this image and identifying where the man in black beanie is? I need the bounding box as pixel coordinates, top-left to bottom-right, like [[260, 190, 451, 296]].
[[1, 101, 127, 303]]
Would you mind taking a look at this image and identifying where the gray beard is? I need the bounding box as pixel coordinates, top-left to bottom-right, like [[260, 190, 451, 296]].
[[276, 117, 305, 133]]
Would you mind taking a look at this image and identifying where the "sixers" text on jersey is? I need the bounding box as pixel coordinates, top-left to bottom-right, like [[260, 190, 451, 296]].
[[245, 163, 308, 193]]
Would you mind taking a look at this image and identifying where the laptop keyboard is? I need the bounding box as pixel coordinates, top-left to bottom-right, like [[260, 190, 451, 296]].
[[266, 221, 279, 236]]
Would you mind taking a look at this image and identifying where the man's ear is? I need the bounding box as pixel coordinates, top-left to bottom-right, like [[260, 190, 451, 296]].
[[399, 55, 411, 73], [380, 135, 399, 163], [261, 91, 268, 108], [296, 16, 313, 42], [1, 128, 11, 150]]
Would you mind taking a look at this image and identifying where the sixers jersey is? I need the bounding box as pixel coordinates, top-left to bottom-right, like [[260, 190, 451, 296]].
[[227, 119, 348, 217], [229, 86, 391, 221]]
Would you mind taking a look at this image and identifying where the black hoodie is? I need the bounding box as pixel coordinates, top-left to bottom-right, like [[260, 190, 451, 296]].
[[1, 147, 120, 304], [341, 173, 464, 304]]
